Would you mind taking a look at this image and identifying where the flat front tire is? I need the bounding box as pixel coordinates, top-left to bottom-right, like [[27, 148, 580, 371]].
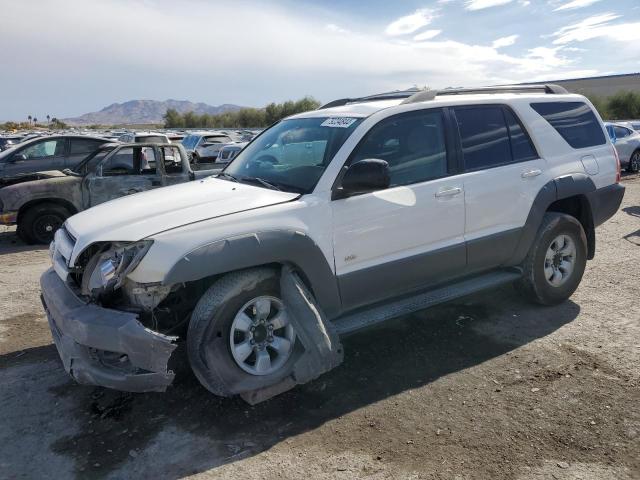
[[515, 212, 587, 305], [187, 268, 299, 397]]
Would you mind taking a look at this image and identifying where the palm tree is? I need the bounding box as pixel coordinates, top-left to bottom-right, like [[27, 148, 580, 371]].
[[27, 115, 32, 125], [46, 115, 50, 124], [33, 117, 38, 125]]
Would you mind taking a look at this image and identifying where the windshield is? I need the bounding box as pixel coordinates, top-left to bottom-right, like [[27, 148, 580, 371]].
[[222, 117, 363, 193], [182, 135, 201, 150]]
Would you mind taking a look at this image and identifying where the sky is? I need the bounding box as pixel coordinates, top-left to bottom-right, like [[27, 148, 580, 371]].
[[0, 0, 639, 120]]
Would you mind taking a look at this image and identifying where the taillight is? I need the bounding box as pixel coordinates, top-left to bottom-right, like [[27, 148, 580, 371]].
[[612, 145, 621, 183]]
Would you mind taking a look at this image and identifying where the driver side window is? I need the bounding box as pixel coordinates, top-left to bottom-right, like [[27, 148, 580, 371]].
[[100, 148, 157, 176], [21, 140, 65, 160], [349, 109, 448, 187]]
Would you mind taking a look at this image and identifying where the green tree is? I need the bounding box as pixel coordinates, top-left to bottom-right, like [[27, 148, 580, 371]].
[[163, 108, 185, 128], [163, 97, 321, 129], [606, 91, 640, 120]]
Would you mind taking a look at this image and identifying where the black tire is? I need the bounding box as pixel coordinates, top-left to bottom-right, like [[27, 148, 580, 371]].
[[187, 268, 299, 397], [515, 212, 587, 306], [627, 150, 640, 173], [18, 203, 70, 245]]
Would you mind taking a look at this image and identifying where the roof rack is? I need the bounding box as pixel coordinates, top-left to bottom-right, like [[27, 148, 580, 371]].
[[318, 89, 420, 109], [401, 84, 568, 104]]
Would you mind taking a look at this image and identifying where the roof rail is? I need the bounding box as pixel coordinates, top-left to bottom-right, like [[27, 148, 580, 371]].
[[318, 89, 420, 109], [401, 84, 569, 104]]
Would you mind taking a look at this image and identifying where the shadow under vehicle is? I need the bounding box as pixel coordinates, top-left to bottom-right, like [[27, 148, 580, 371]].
[[0, 142, 219, 244]]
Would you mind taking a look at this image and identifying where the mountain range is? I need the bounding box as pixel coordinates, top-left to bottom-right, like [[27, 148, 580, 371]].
[[63, 99, 243, 125]]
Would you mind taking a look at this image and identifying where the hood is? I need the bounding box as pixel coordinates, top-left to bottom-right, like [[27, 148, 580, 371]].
[[66, 177, 299, 254], [0, 170, 68, 188]]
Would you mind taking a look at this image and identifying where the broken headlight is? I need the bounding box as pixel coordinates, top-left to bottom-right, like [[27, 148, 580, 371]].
[[82, 241, 153, 296]]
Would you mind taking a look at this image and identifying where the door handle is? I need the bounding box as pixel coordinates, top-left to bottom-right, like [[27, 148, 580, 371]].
[[435, 187, 463, 198], [521, 169, 542, 178], [123, 188, 142, 195]]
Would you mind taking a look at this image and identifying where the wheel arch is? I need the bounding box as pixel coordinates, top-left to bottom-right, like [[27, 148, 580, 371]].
[[507, 173, 597, 265], [163, 230, 342, 318], [17, 198, 78, 224]]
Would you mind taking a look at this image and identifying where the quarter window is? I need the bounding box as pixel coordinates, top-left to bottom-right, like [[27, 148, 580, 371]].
[[348, 109, 447, 187], [613, 126, 631, 138], [530, 102, 606, 149]]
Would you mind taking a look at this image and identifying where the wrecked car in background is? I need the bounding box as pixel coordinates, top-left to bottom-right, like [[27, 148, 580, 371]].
[[0, 142, 218, 244]]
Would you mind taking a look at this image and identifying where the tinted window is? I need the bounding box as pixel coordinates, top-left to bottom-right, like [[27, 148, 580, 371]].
[[70, 139, 103, 155], [504, 108, 538, 162], [613, 126, 631, 138], [454, 106, 511, 170], [349, 109, 447, 187], [530, 102, 606, 149], [203, 135, 232, 144], [136, 136, 167, 143]]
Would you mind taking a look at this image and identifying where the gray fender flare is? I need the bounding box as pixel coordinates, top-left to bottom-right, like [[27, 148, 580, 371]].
[[163, 230, 342, 318], [507, 173, 596, 265]]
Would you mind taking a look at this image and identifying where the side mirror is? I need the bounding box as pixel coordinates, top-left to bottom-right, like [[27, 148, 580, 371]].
[[10, 153, 27, 163], [336, 159, 390, 199]]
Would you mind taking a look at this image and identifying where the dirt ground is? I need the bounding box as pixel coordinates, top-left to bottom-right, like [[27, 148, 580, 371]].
[[0, 175, 639, 480]]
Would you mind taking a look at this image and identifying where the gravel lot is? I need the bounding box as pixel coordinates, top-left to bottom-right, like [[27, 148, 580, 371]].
[[1, 175, 638, 480]]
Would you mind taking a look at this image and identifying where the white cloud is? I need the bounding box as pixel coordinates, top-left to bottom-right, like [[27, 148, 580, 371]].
[[492, 34, 519, 48], [385, 9, 437, 36], [0, 0, 616, 119], [552, 13, 640, 44], [554, 0, 601, 11], [413, 30, 442, 41], [465, 0, 513, 11]]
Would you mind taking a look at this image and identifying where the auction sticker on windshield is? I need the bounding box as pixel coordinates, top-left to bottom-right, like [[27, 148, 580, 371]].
[[321, 117, 358, 128]]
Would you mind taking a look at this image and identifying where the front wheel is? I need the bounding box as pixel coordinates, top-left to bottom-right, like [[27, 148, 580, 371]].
[[515, 212, 587, 305], [187, 268, 299, 397], [18, 203, 70, 244], [628, 150, 640, 173]]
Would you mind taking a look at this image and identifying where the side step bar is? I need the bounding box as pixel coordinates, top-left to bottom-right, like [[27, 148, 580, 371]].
[[332, 269, 522, 336]]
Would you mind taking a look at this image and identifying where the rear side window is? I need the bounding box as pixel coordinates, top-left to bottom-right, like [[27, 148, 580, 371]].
[[453, 106, 511, 170], [70, 139, 103, 155], [503, 108, 538, 162], [530, 102, 606, 149]]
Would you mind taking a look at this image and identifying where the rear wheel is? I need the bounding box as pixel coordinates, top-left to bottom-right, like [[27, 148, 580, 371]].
[[187, 268, 299, 396], [18, 203, 70, 244], [628, 150, 640, 173], [515, 212, 587, 305]]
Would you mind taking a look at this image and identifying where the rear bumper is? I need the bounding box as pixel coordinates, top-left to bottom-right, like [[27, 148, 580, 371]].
[[40, 268, 177, 392], [0, 210, 17, 225], [587, 183, 625, 227]]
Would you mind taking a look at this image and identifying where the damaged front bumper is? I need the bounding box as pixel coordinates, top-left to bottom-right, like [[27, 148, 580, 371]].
[[40, 268, 177, 392]]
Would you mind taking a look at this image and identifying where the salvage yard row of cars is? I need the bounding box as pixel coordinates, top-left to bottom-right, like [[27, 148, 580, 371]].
[[0, 128, 258, 243], [1, 84, 627, 405]]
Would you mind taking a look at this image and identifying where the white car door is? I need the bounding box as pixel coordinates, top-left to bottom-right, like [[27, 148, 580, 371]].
[[331, 108, 466, 310], [451, 105, 547, 272]]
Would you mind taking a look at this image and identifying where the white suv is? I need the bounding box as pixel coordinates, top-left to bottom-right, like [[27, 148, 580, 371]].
[[41, 85, 625, 401]]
